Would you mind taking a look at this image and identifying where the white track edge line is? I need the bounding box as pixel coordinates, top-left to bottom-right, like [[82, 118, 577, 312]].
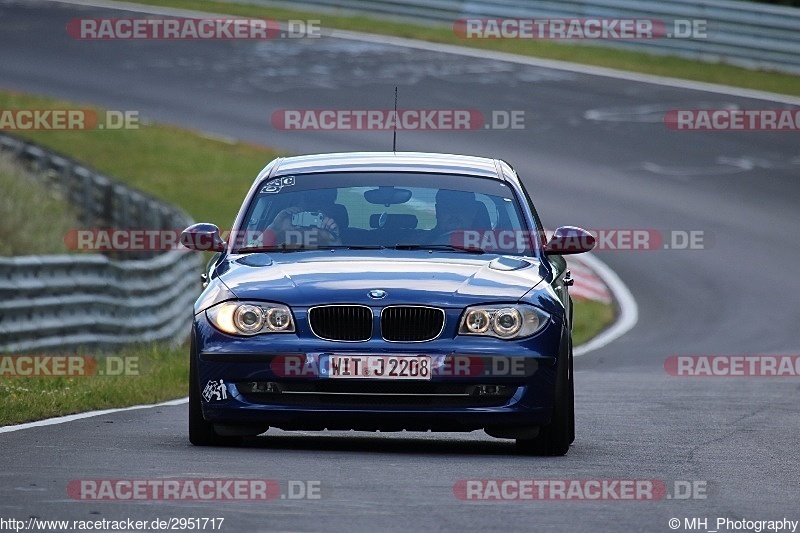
[[573, 254, 638, 357], [0, 397, 188, 434]]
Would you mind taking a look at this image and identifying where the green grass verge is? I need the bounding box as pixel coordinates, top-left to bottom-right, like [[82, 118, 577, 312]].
[[0, 345, 188, 426], [572, 298, 616, 347], [132, 0, 800, 97], [0, 91, 285, 230], [0, 155, 81, 255], [0, 89, 615, 425]]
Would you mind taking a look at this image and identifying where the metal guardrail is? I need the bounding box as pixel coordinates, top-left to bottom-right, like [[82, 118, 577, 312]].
[[0, 133, 202, 353], [257, 0, 800, 74]]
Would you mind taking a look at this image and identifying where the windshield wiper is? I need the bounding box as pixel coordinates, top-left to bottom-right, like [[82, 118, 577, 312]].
[[235, 245, 315, 253], [325, 245, 386, 250], [393, 243, 485, 254], [235, 244, 386, 253]]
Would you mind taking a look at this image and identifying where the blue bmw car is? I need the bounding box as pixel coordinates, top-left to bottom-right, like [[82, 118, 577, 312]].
[[181, 152, 595, 455]]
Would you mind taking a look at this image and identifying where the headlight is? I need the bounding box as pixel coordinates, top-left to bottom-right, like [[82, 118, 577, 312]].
[[458, 304, 549, 339], [463, 308, 491, 334], [206, 301, 295, 336], [493, 308, 522, 337], [265, 307, 293, 331], [235, 304, 264, 333]]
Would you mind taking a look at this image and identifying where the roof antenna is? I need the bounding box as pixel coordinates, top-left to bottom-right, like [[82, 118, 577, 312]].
[[392, 86, 398, 153]]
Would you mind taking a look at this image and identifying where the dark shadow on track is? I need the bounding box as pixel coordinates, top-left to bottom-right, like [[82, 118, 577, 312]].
[[166, 431, 529, 456], [245, 433, 518, 456]]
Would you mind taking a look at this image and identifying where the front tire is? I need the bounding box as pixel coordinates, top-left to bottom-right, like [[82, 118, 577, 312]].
[[516, 334, 573, 456], [189, 334, 242, 447]]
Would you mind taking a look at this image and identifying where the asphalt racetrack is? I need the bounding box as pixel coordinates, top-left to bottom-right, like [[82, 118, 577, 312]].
[[1, 1, 799, 531]]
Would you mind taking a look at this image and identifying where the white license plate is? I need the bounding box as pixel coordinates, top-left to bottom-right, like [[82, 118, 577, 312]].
[[325, 355, 432, 380]]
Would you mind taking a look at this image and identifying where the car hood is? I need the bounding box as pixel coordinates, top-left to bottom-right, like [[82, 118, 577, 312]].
[[216, 251, 547, 308]]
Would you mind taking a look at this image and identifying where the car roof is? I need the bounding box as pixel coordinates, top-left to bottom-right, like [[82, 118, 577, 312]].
[[268, 152, 506, 180]]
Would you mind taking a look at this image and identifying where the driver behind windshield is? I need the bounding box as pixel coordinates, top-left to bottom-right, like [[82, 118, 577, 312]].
[[430, 189, 488, 241], [266, 189, 343, 248]]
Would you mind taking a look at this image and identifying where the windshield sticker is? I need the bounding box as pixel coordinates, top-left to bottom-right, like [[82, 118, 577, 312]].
[[261, 176, 295, 194]]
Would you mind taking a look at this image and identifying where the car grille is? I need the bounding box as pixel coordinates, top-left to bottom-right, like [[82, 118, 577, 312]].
[[308, 305, 372, 341], [381, 306, 444, 342], [237, 381, 518, 409], [308, 305, 445, 342]]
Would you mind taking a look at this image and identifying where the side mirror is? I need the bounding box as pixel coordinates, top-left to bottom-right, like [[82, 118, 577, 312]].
[[181, 223, 226, 252], [544, 226, 595, 255]]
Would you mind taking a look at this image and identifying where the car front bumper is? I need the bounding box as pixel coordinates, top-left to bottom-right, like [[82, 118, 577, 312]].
[[192, 314, 567, 433]]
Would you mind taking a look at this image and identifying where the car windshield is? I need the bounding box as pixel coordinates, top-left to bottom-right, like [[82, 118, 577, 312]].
[[235, 172, 537, 254]]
